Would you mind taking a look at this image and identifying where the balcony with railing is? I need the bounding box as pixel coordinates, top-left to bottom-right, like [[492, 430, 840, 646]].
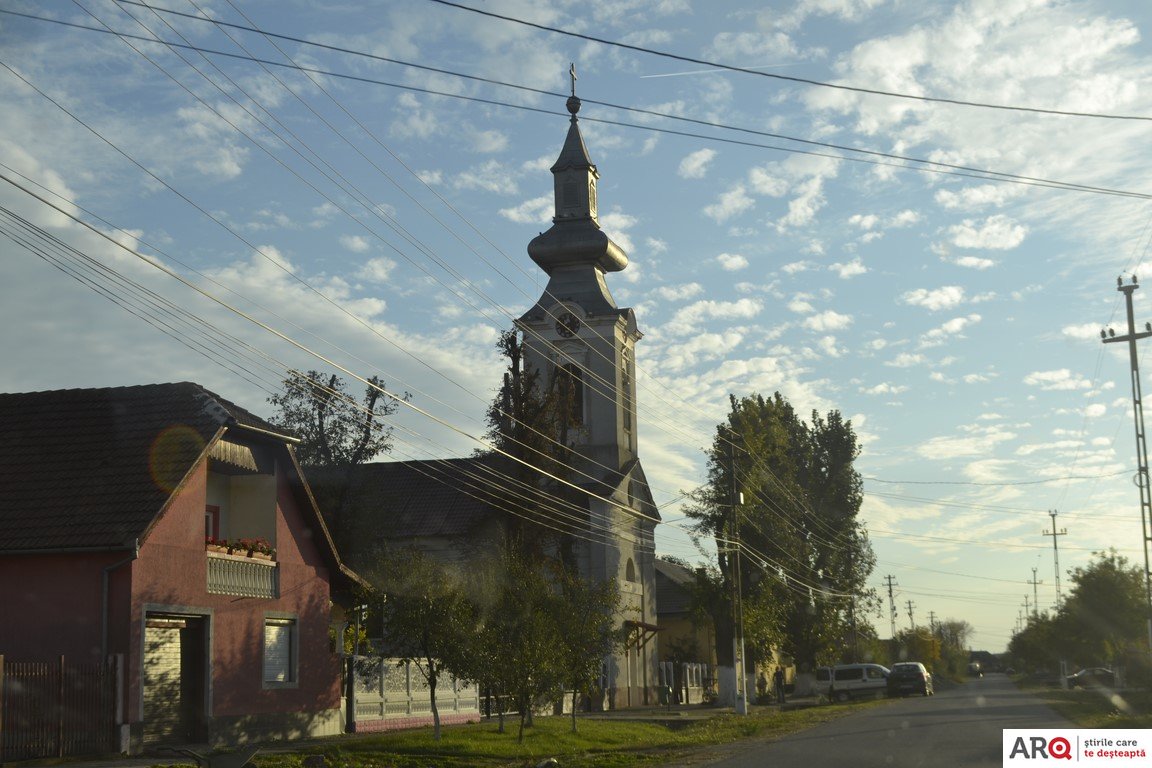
[[206, 551, 279, 598]]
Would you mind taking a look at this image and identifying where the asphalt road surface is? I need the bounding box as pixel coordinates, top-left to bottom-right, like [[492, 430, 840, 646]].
[[666, 673, 1070, 768]]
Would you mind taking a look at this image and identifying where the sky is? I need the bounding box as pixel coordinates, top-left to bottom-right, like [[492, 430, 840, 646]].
[[3, 0, 1152, 654]]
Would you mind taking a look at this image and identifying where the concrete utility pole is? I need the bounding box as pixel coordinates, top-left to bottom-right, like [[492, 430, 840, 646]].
[[927, 610, 937, 636], [1023, 595, 1031, 623], [884, 575, 898, 638], [905, 599, 916, 629], [1028, 567, 1042, 620], [1042, 509, 1067, 608], [726, 428, 748, 715], [1101, 274, 1152, 655]]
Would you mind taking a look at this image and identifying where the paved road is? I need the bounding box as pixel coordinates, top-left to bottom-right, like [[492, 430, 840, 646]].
[[664, 674, 1070, 768]]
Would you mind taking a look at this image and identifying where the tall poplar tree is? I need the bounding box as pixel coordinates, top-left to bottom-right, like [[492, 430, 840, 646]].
[[685, 392, 876, 668]]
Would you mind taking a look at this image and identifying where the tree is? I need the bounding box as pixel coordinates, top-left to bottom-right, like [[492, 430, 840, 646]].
[[684, 393, 876, 669], [551, 564, 621, 732], [267, 369, 406, 468], [362, 546, 478, 741], [481, 329, 584, 552], [1059, 550, 1147, 666]]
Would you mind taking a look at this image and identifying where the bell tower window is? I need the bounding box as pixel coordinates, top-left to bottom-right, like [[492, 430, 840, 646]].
[[557, 363, 584, 427]]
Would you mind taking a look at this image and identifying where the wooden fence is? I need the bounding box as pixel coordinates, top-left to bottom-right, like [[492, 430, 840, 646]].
[[0, 655, 119, 762]]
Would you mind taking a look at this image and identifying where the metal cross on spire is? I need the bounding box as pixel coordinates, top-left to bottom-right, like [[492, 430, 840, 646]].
[[569, 62, 578, 97]]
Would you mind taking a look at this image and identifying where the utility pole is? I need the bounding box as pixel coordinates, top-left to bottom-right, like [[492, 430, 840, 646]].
[[1101, 274, 1152, 655], [1028, 567, 1042, 620], [726, 428, 748, 715], [1042, 509, 1067, 608], [884, 575, 898, 638], [905, 599, 916, 629], [1024, 594, 1031, 621], [927, 610, 937, 636]]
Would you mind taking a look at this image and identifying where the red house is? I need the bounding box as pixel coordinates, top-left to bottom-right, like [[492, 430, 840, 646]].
[[0, 383, 361, 754]]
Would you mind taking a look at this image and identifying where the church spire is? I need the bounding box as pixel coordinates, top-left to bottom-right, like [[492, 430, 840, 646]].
[[527, 65, 627, 310]]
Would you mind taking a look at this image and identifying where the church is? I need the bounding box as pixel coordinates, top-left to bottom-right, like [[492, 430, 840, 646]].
[[311, 85, 661, 710]]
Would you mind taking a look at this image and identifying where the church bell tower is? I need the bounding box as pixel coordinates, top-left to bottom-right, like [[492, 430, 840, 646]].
[[519, 71, 641, 479], [517, 70, 659, 710]]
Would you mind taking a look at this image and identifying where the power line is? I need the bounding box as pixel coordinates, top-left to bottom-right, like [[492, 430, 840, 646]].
[[422, 0, 1152, 122], [6, 9, 1152, 201]]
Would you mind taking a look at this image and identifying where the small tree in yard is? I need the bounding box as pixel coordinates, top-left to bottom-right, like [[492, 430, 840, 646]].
[[551, 564, 621, 732], [365, 546, 477, 741]]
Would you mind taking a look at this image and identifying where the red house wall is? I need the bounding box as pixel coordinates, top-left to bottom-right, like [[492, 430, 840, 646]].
[[0, 550, 130, 663], [126, 455, 341, 739]]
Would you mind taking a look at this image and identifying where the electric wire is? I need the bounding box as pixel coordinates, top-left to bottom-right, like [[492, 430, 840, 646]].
[[423, 0, 1152, 122], [6, 9, 1151, 201]]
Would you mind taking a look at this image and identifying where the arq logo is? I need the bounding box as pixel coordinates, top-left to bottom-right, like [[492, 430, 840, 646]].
[[1009, 735, 1072, 760]]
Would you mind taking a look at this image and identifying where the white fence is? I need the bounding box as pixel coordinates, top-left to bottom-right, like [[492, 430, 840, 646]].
[[349, 657, 480, 732]]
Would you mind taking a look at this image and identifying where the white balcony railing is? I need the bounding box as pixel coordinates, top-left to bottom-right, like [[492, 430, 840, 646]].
[[206, 551, 279, 598]]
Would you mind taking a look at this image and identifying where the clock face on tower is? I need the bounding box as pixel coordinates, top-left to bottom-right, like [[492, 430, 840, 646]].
[[555, 311, 581, 338]]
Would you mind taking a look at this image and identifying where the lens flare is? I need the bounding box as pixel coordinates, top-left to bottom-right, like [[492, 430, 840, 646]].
[[149, 425, 205, 493]]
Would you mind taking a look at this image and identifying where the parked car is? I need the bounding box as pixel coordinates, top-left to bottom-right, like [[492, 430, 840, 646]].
[[829, 663, 889, 702], [887, 662, 934, 697], [1066, 668, 1115, 688]]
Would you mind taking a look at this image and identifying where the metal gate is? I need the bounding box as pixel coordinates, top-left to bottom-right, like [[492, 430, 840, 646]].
[[0, 655, 119, 761]]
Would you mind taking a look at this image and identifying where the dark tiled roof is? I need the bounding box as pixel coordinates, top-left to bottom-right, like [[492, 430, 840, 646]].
[[0, 382, 286, 552], [307, 456, 505, 545], [655, 558, 697, 617]]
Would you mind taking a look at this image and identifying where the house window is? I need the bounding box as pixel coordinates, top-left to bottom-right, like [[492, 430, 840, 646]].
[[205, 505, 220, 541], [263, 616, 298, 687]]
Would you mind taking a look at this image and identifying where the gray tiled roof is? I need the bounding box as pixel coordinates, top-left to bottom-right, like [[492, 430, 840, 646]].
[[0, 382, 286, 552], [306, 456, 506, 543], [655, 558, 698, 617]]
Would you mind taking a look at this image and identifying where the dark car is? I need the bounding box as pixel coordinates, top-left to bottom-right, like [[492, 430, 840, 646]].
[[1066, 668, 1115, 688], [886, 661, 934, 697]]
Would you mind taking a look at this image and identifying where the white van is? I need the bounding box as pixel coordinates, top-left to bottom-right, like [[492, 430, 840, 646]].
[[829, 663, 889, 702]]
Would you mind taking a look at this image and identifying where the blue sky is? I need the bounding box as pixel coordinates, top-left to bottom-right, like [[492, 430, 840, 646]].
[[4, 0, 1152, 653]]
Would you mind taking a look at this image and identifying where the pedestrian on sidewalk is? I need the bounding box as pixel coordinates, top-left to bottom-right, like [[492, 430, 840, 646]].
[[773, 666, 786, 704]]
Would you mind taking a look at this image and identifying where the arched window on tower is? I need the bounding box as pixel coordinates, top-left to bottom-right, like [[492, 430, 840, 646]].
[[621, 346, 634, 444], [626, 558, 637, 583], [557, 363, 584, 427]]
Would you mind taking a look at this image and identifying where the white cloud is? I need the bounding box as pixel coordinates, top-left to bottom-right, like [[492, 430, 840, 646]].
[[704, 184, 755, 222], [952, 255, 996, 270], [1023, 369, 1093, 391], [1085, 403, 1107, 418], [849, 213, 878, 230], [862, 382, 909, 395], [339, 235, 371, 254], [901, 286, 965, 311], [454, 160, 517, 194], [948, 215, 1028, 250], [887, 352, 925, 368], [472, 130, 509, 153], [916, 426, 1017, 460], [788, 299, 814, 314], [679, 148, 717, 179], [816, 335, 843, 357], [803, 310, 852, 332], [1062, 323, 1103, 340], [357, 257, 396, 282], [781, 261, 813, 274], [716, 253, 749, 271], [921, 313, 981, 347], [499, 194, 551, 224], [654, 283, 704, 301], [665, 298, 763, 335], [831, 258, 867, 278], [935, 185, 1017, 211], [748, 167, 788, 196]]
